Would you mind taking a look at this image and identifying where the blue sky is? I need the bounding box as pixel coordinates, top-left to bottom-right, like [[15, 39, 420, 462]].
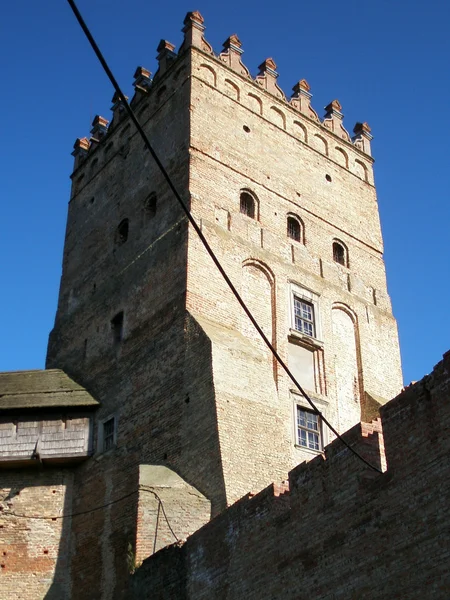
[[1, 0, 449, 385]]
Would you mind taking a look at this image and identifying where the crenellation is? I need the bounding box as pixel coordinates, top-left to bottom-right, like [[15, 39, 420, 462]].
[[110, 91, 129, 128], [323, 99, 351, 141], [290, 79, 320, 121], [352, 121, 373, 156], [89, 115, 109, 152], [154, 39, 177, 80], [255, 58, 286, 100], [71, 136, 89, 170], [219, 34, 251, 78], [133, 66, 152, 95], [180, 10, 213, 55]]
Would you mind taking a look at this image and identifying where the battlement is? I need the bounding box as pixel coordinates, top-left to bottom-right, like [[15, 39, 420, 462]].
[[131, 351, 450, 598], [70, 11, 374, 188]]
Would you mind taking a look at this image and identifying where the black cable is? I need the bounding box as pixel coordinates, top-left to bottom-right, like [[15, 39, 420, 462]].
[[65, 0, 382, 474], [144, 488, 179, 543]]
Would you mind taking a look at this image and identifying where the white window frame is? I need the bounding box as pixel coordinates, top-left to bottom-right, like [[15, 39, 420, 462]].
[[98, 415, 118, 453], [291, 391, 328, 454], [289, 283, 322, 343]]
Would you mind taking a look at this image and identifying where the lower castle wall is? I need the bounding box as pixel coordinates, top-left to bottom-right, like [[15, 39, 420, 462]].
[[131, 352, 450, 599]]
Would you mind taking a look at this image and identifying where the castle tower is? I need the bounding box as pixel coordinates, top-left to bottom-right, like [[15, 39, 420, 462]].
[[45, 12, 402, 597]]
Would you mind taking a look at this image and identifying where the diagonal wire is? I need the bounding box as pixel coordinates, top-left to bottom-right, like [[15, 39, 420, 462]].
[[65, 0, 382, 474]]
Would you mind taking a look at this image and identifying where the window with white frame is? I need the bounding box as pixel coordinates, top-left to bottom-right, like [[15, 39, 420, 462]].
[[290, 284, 321, 341], [293, 296, 315, 337], [296, 406, 322, 451]]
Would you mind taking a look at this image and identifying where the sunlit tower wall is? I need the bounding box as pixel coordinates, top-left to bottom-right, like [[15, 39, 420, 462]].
[[183, 12, 402, 501], [46, 10, 402, 597]]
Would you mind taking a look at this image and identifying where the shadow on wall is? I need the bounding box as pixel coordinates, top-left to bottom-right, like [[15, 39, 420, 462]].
[[181, 312, 228, 516]]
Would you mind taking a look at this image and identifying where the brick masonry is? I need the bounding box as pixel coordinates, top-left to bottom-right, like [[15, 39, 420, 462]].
[[0, 470, 73, 600]]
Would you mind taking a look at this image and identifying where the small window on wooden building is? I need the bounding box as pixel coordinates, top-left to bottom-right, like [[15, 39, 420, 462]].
[[332, 240, 348, 267]]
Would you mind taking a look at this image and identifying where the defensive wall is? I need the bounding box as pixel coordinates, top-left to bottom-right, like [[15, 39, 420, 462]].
[[131, 351, 450, 599]]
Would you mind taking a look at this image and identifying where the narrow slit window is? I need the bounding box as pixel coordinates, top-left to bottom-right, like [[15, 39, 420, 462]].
[[240, 192, 256, 219], [111, 311, 124, 344], [144, 193, 157, 219], [287, 217, 301, 242], [333, 241, 347, 266], [103, 418, 115, 451], [115, 219, 129, 245]]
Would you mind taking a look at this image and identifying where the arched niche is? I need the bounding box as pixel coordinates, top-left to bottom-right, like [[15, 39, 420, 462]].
[[293, 120, 308, 143], [331, 304, 363, 433], [198, 63, 217, 87], [247, 93, 263, 115], [313, 134, 329, 156], [335, 146, 349, 169], [224, 79, 240, 101], [242, 259, 277, 384], [269, 106, 286, 130], [355, 159, 369, 182]]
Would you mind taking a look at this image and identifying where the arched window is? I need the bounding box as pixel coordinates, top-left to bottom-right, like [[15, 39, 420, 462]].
[[240, 191, 256, 219], [115, 219, 129, 245], [287, 216, 302, 242], [333, 240, 348, 266]]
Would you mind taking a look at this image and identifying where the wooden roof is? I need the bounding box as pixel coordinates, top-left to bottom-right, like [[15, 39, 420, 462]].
[[0, 369, 99, 411]]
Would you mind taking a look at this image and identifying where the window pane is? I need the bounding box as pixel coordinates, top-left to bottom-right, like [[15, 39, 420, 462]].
[[298, 428, 307, 447], [293, 297, 315, 337], [297, 407, 321, 451]]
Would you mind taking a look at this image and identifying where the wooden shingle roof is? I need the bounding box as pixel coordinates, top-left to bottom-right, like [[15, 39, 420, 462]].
[[0, 369, 99, 411]]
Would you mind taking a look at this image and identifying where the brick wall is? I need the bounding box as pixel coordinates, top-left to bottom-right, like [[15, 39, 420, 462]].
[[0, 469, 73, 600], [131, 352, 450, 599]]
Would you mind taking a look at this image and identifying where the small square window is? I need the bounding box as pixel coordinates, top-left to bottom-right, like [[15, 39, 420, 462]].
[[293, 296, 315, 337], [103, 418, 115, 452], [296, 406, 321, 451]]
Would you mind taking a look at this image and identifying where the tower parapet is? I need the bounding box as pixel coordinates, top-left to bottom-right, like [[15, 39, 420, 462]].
[[69, 10, 375, 183]]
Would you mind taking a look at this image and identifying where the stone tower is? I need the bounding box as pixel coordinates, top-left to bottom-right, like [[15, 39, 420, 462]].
[[45, 11, 402, 597]]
